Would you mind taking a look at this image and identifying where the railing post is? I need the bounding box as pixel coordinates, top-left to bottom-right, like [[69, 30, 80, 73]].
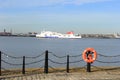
[[0, 51, 1, 76], [66, 55, 69, 73], [87, 63, 91, 72], [86, 51, 91, 72], [22, 56, 25, 74], [44, 50, 48, 74]]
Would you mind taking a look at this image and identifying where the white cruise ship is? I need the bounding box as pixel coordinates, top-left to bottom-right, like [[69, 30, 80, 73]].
[[114, 33, 120, 39], [36, 31, 81, 39]]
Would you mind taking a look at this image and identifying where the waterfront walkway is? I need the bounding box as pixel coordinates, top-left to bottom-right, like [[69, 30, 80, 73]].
[[1, 70, 120, 80]]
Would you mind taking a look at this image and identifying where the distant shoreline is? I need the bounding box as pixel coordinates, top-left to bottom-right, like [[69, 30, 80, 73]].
[[0, 35, 36, 37], [0, 34, 117, 39]]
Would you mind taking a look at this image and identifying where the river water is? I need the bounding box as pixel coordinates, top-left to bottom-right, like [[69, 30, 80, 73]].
[[0, 36, 120, 68]]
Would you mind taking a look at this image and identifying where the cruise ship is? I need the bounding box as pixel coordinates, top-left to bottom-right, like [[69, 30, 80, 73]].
[[114, 33, 120, 39], [36, 31, 81, 39]]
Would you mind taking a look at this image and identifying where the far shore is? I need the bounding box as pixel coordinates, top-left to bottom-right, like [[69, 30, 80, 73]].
[[0, 33, 118, 39]]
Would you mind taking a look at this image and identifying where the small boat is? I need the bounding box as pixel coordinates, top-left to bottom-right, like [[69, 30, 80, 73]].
[[36, 31, 81, 39]]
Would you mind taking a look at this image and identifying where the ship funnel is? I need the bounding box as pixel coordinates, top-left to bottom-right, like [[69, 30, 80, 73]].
[[67, 31, 74, 34]]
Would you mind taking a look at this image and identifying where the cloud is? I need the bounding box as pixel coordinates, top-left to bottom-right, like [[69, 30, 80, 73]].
[[0, 0, 112, 8]]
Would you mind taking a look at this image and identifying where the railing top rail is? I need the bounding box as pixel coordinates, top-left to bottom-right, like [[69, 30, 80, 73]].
[[98, 53, 120, 57], [1, 52, 45, 59]]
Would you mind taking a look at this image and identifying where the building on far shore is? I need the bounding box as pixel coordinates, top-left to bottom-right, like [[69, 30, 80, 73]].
[[0, 29, 12, 36]]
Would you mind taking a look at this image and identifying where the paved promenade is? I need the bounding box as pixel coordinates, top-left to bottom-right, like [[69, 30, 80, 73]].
[[1, 71, 120, 80]]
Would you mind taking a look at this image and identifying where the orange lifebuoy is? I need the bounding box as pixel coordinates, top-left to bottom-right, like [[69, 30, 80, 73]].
[[82, 48, 97, 63]]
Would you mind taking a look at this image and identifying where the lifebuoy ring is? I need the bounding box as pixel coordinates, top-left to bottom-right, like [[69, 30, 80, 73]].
[[82, 48, 97, 63]]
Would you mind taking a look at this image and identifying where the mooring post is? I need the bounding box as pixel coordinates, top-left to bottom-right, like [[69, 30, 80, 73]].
[[44, 50, 48, 74], [22, 56, 25, 74], [67, 55, 69, 73], [87, 63, 91, 72], [0, 51, 1, 76]]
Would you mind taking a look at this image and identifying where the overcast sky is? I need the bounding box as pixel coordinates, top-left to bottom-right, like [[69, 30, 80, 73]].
[[0, 0, 120, 34]]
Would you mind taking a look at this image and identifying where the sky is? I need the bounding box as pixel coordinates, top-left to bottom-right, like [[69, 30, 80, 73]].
[[0, 0, 120, 34]]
